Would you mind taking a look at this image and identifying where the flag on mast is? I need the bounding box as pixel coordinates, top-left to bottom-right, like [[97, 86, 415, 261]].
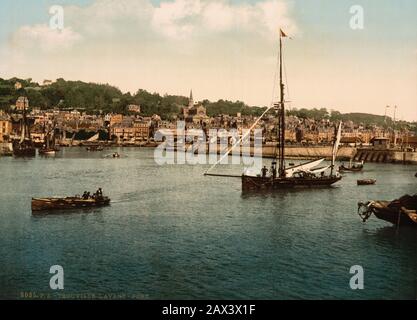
[[280, 29, 288, 37]]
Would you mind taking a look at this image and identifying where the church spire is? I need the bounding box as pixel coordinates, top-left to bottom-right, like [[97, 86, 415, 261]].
[[189, 89, 194, 108]]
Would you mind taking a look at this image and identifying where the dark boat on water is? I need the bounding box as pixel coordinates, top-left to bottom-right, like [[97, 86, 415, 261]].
[[339, 160, 364, 172], [240, 30, 342, 191], [32, 197, 110, 212], [357, 179, 376, 185], [358, 194, 417, 227], [13, 97, 36, 157], [204, 30, 343, 190], [86, 145, 103, 151], [39, 122, 59, 156]]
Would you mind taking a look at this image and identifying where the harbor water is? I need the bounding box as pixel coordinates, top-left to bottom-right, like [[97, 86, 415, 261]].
[[0, 147, 416, 299]]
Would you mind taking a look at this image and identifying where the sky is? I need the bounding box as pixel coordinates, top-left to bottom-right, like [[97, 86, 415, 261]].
[[0, 0, 416, 120]]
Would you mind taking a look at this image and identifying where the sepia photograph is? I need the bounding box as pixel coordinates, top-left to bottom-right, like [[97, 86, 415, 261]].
[[0, 0, 416, 309]]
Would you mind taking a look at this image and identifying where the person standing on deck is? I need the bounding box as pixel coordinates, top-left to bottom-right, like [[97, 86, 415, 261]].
[[261, 166, 268, 178]]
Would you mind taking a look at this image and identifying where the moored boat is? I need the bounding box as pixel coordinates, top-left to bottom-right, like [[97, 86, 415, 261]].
[[32, 196, 110, 212], [339, 160, 364, 172], [86, 145, 103, 151], [358, 194, 417, 227], [38, 148, 56, 156]]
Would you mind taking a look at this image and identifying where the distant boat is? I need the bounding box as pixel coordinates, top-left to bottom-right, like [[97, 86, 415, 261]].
[[13, 98, 36, 157], [39, 122, 58, 156], [86, 145, 103, 151], [339, 160, 364, 172], [39, 148, 56, 156], [358, 194, 417, 227], [357, 179, 376, 185]]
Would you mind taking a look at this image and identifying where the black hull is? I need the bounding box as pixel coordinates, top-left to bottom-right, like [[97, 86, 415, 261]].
[[358, 194, 417, 227], [242, 175, 342, 191], [339, 165, 363, 172], [13, 148, 36, 157]]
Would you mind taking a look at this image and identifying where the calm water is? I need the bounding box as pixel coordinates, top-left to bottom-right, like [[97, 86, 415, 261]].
[[0, 147, 416, 299]]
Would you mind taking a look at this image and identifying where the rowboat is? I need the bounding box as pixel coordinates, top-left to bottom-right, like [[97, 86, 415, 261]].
[[357, 179, 376, 185], [339, 160, 364, 172], [32, 196, 110, 212], [38, 148, 56, 156]]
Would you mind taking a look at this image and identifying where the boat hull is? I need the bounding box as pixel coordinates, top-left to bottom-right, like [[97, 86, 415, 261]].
[[372, 204, 416, 226], [357, 179, 376, 185], [242, 175, 342, 191], [13, 148, 36, 157], [31, 197, 110, 212], [39, 148, 56, 155], [358, 195, 417, 227], [339, 165, 363, 172]]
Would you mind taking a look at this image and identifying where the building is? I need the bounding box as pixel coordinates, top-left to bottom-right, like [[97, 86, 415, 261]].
[[110, 115, 151, 142], [182, 90, 209, 124], [110, 114, 123, 127], [15, 97, 29, 111], [127, 104, 141, 113], [14, 82, 22, 90], [0, 113, 12, 142], [371, 137, 390, 150]]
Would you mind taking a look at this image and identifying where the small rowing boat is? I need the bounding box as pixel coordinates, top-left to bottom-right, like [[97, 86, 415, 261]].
[[32, 195, 110, 212], [357, 179, 376, 185]]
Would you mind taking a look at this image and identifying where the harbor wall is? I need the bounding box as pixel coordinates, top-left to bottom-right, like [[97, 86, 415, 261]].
[[354, 148, 417, 164]]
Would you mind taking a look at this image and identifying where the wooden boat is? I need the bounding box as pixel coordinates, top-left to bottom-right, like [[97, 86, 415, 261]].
[[357, 179, 376, 185], [358, 194, 417, 227], [239, 30, 342, 191], [13, 98, 36, 157], [86, 145, 103, 151], [339, 160, 364, 172], [39, 124, 59, 156], [13, 140, 36, 157], [38, 148, 56, 156], [242, 174, 342, 191], [32, 196, 110, 212]]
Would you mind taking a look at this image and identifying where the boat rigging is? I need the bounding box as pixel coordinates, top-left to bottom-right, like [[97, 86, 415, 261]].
[[205, 29, 343, 190]]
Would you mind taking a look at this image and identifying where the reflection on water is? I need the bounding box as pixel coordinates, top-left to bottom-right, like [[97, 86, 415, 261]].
[[0, 147, 416, 299]]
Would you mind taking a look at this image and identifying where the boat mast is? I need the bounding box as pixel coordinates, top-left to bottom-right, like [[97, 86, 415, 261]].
[[278, 30, 286, 178]]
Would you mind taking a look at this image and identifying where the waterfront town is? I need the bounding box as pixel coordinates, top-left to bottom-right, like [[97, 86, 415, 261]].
[[1, 80, 416, 158]]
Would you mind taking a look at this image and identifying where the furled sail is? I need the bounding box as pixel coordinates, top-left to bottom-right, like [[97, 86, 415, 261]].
[[331, 122, 342, 167], [285, 158, 325, 177]]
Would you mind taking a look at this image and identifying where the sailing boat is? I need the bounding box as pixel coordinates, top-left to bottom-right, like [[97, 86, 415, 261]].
[[240, 30, 342, 191], [39, 122, 57, 155], [203, 30, 343, 190], [13, 97, 36, 157]]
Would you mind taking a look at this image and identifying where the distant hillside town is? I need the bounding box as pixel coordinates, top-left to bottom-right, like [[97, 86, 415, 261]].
[[0, 78, 416, 150]]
